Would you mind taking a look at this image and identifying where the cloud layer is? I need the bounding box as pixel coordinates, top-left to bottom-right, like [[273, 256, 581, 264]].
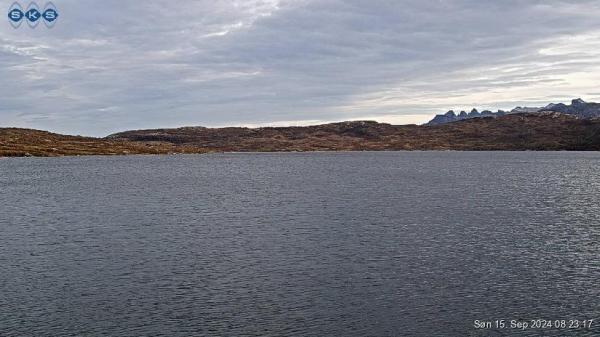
[[2, 0, 600, 136]]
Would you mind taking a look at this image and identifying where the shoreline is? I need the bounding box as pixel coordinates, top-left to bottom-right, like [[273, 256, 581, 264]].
[[3, 113, 600, 157], [3, 148, 600, 159]]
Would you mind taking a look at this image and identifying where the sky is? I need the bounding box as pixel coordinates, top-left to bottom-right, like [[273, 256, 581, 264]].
[[2, 0, 600, 136]]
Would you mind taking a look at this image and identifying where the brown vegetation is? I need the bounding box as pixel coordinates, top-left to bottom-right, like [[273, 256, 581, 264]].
[[2, 112, 600, 157], [0, 128, 207, 157]]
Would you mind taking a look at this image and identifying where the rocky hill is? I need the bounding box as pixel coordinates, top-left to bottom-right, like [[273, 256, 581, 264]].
[[426, 98, 600, 125], [542, 98, 600, 119], [0, 128, 207, 157], [106, 113, 600, 152], [2, 110, 600, 157], [427, 108, 507, 125]]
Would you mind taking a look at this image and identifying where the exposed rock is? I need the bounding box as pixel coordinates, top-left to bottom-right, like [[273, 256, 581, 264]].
[[101, 114, 600, 152], [427, 107, 499, 125], [4, 99, 600, 157], [427, 98, 600, 125], [427, 111, 457, 125], [510, 107, 542, 114], [540, 98, 600, 119], [4, 112, 600, 157]]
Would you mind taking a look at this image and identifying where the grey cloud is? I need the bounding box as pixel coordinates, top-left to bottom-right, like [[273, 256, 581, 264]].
[[1, 0, 600, 135]]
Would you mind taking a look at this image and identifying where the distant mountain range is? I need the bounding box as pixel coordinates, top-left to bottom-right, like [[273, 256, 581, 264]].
[[426, 98, 600, 125]]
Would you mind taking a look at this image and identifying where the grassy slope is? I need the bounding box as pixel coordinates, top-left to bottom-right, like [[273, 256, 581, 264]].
[[0, 128, 207, 157], [2, 113, 600, 157]]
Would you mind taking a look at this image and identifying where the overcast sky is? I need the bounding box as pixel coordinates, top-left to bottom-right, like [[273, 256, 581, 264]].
[[2, 0, 600, 136]]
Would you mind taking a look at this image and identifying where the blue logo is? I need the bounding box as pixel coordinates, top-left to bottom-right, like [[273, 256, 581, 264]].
[[8, 2, 24, 28], [41, 2, 57, 27], [8, 2, 58, 28], [25, 3, 40, 28]]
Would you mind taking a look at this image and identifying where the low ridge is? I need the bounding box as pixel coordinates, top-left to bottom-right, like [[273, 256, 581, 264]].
[[2, 109, 599, 157]]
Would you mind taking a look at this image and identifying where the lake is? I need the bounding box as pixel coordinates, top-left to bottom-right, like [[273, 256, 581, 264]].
[[1, 152, 599, 336]]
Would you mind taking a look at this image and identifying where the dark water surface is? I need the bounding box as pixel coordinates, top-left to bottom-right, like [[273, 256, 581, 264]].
[[1, 152, 600, 337]]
